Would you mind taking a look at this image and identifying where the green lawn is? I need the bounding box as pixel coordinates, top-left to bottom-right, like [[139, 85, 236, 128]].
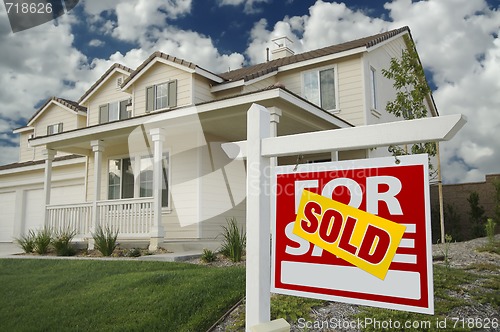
[[0, 259, 245, 332]]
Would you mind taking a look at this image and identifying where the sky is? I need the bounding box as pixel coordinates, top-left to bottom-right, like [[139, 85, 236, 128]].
[[0, 0, 499, 184]]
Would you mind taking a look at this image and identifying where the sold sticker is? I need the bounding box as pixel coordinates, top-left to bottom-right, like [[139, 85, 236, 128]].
[[293, 190, 406, 280]]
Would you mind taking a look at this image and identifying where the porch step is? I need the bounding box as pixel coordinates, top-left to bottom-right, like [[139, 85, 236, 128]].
[[138, 250, 202, 262]]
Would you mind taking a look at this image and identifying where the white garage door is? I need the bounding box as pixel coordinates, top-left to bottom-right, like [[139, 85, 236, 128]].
[[23, 185, 84, 234], [24, 189, 44, 233], [0, 192, 16, 242]]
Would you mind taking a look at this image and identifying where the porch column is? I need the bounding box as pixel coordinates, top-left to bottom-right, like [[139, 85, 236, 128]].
[[42, 148, 56, 226], [149, 128, 166, 251], [89, 140, 105, 249]]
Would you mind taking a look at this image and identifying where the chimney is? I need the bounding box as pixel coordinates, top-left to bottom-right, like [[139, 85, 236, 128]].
[[271, 36, 294, 60]]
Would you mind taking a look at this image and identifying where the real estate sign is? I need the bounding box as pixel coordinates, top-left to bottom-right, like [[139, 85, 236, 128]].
[[271, 154, 434, 314]]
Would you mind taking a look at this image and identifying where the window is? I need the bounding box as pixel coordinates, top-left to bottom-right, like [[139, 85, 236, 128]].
[[303, 67, 337, 111], [47, 123, 63, 135], [99, 100, 130, 124], [108, 154, 169, 207], [370, 66, 377, 110], [146, 80, 177, 112]]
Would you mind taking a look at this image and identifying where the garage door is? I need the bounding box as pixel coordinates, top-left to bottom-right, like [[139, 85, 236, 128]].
[[24, 189, 45, 233], [0, 192, 16, 242]]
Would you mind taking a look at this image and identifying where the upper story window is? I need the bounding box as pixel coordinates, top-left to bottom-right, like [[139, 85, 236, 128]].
[[47, 123, 63, 135], [370, 66, 377, 110], [303, 67, 338, 111], [99, 100, 130, 124], [146, 80, 177, 113]]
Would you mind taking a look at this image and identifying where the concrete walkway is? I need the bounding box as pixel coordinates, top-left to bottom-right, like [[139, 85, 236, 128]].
[[0, 242, 202, 262]]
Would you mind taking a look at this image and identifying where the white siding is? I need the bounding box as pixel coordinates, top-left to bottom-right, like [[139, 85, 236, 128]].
[[198, 135, 246, 239], [242, 76, 277, 93], [337, 56, 364, 126], [193, 75, 215, 104]]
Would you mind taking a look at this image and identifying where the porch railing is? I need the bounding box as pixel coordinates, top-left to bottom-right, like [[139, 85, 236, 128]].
[[46, 203, 92, 237], [46, 197, 154, 239]]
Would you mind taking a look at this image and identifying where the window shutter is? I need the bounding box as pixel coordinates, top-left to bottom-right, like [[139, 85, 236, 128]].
[[57, 123, 63, 133], [47, 125, 52, 136], [99, 104, 109, 124], [168, 80, 177, 108], [120, 100, 129, 119], [146, 86, 154, 112]]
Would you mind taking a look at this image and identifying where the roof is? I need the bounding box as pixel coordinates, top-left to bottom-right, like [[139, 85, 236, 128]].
[[78, 63, 134, 104], [26, 96, 87, 127], [218, 26, 410, 82], [0, 154, 84, 172], [121, 51, 224, 89]]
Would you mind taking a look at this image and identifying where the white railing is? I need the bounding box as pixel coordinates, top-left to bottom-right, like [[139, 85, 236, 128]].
[[47, 203, 92, 237], [97, 198, 153, 237], [46, 197, 154, 239]]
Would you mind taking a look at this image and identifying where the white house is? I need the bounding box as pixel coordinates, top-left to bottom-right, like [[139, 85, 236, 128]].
[[0, 26, 437, 250]]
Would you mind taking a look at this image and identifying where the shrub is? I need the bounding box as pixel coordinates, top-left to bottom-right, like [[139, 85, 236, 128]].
[[33, 227, 53, 254], [220, 217, 246, 262], [15, 230, 36, 253], [467, 191, 486, 238], [201, 248, 216, 263], [92, 225, 118, 256], [125, 248, 142, 257], [485, 218, 497, 246], [52, 228, 77, 256]]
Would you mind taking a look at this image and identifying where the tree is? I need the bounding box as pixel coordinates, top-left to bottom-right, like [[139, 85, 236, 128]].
[[382, 35, 437, 175], [382, 35, 443, 241]]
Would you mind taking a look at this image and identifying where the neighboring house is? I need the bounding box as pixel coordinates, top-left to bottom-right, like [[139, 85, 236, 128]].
[[0, 26, 437, 250]]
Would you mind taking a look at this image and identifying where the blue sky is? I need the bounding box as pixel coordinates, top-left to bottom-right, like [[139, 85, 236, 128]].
[[0, 0, 499, 184]]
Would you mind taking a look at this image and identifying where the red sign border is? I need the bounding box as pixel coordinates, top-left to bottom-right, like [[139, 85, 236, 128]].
[[270, 155, 434, 314]]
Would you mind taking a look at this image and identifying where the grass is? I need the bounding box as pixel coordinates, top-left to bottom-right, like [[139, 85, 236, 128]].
[[0, 259, 245, 331], [220, 217, 246, 262]]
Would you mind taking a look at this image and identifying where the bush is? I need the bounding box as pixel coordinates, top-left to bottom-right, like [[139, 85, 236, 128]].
[[92, 225, 118, 256], [220, 217, 246, 262], [15, 230, 36, 253], [53, 228, 76, 256], [201, 248, 216, 263], [33, 227, 53, 254], [125, 248, 141, 257], [467, 191, 486, 238]]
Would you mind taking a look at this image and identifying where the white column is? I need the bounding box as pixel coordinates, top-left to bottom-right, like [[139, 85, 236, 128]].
[[246, 104, 271, 331], [90, 140, 105, 249], [149, 128, 166, 251], [268, 107, 282, 168], [42, 149, 56, 226]]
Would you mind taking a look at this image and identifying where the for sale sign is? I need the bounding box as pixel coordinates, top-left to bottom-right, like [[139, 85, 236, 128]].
[[271, 154, 434, 314]]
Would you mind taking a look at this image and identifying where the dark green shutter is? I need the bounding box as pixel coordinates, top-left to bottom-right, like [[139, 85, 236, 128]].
[[168, 80, 177, 108], [120, 100, 129, 119], [146, 86, 154, 112], [99, 104, 109, 124]]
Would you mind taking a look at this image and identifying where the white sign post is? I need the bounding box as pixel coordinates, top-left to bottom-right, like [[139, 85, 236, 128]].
[[224, 103, 466, 331]]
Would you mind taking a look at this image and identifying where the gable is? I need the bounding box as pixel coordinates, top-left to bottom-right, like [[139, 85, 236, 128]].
[[130, 61, 193, 117], [32, 102, 80, 137]]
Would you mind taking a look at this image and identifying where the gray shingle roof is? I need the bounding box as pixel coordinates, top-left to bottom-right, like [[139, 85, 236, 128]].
[[218, 26, 410, 82]]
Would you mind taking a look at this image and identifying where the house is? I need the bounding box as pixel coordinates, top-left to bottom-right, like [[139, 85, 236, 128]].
[[0, 26, 437, 250]]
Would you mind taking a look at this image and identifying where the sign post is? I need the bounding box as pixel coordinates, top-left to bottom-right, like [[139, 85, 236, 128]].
[[223, 103, 466, 331]]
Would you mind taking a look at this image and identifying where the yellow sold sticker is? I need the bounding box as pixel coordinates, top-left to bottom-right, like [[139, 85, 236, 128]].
[[293, 190, 406, 280]]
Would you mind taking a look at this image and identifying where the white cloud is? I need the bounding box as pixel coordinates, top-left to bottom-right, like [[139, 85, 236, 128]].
[[88, 39, 104, 47], [217, 0, 270, 14], [81, 0, 192, 42], [0, 145, 19, 165]]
